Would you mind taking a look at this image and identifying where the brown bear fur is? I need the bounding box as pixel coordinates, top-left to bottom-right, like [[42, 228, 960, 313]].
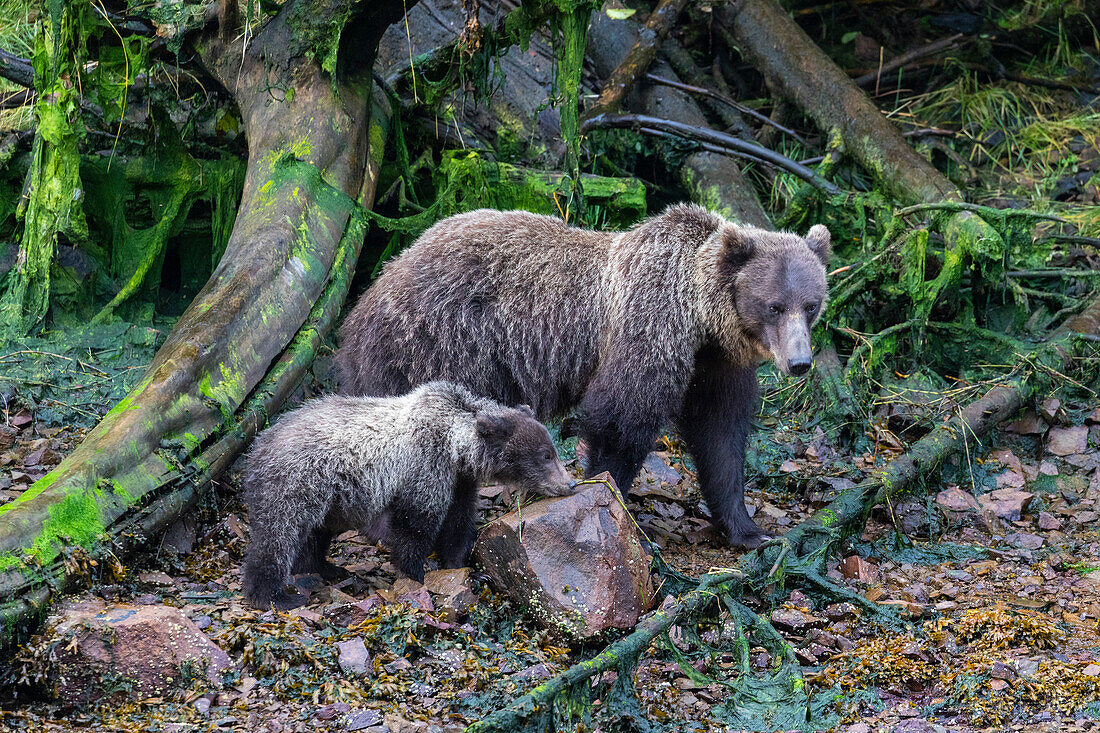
[[336, 203, 830, 546]]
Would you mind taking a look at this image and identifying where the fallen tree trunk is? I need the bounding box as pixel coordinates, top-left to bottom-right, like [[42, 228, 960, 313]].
[[718, 0, 959, 205], [469, 291, 1100, 732], [0, 0, 408, 648], [587, 4, 772, 228], [583, 0, 689, 120]]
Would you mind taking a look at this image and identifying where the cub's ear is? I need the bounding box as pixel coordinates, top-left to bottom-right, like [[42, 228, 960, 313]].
[[720, 226, 755, 269], [805, 224, 831, 264], [476, 413, 514, 445], [516, 404, 535, 418]]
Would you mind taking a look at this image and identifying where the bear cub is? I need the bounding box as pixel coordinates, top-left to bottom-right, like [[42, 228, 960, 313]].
[[242, 381, 575, 610]]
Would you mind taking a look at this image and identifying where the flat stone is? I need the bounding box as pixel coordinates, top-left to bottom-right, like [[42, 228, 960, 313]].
[[47, 604, 231, 706], [822, 602, 859, 621], [473, 473, 655, 640], [935, 487, 980, 514], [337, 637, 370, 676], [344, 709, 383, 731], [1007, 532, 1044, 550], [642, 453, 682, 485], [978, 488, 1033, 522], [770, 607, 827, 632], [423, 567, 477, 621], [1038, 512, 1061, 531], [1048, 426, 1089, 456]]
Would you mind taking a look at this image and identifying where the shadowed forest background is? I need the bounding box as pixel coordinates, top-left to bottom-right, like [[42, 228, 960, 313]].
[[1, 0, 1100, 730]]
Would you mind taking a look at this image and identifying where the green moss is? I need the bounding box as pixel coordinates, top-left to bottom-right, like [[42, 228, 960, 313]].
[[0, 467, 62, 517], [0, 553, 23, 571], [29, 490, 105, 564]]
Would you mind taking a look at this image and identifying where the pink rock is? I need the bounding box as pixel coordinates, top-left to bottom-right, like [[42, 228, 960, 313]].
[[1038, 512, 1061, 531], [1047, 426, 1089, 456], [839, 555, 880, 583], [473, 473, 655, 640], [48, 603, 231, 706], [978, 488, 1033, 521], [935, 487, 979, 513]]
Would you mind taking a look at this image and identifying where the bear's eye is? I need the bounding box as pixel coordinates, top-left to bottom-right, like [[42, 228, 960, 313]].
[[543, 451, 553, 461], [768, 304, 784, 315], [805, 303, 818, 314]]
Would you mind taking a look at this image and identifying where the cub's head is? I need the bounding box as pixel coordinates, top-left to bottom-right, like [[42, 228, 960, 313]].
[[709, 223, 831, 376], [476, 406, 576, 497]]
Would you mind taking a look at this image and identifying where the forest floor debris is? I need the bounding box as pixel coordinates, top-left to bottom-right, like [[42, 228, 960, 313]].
[[1, 379, 1098, 731]]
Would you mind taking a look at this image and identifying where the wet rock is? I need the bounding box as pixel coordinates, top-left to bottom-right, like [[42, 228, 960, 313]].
[[473, 473, 655, 640], [1007, 532, 1044, 550], [823, 602, 859, 621], [977, 488, 1032, 521], [642, 453, 682, 485], [423, 568, 477, 621], [1038, 512, 1061, 531], [337, 638, 370, 676], [1048, 426, 1089, 456], [770, 607, 827, 632], [345, 709, 383, 731], [935, 487, 979, 516], [991, 661, 1017, 681], [839, 555, 880, 583], [47, 603, 231, 706]]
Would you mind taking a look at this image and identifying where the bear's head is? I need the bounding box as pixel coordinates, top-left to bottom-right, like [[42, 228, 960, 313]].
[[476, 406, 576, 497], [704, 223, 831, 376]]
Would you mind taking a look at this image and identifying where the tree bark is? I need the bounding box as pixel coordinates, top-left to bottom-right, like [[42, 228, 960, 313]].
[[0, 0, 408, 648], [718, 0, 959, 205], [587, 4, 772, 228]]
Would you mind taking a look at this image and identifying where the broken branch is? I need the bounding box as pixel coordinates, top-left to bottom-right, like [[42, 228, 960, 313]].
[[582, 112, 842, 194]]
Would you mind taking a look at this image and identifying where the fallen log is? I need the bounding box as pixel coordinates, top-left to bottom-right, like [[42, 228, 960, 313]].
[[586, 5, 773, 228], [717, 0, 958, 205]]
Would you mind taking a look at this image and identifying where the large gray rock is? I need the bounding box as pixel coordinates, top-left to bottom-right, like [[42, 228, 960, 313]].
[[44, 601, 231, 706], [473, 473, 655, 640]]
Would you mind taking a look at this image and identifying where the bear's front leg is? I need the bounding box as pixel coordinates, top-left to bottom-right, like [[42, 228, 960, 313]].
[[679, 356, 768, 549], [388, 492, 447, 583], [433, 475, 479, 569], [578, 368, 666, 495]]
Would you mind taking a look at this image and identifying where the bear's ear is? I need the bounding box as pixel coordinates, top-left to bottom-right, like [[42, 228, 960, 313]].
[[516, 404, 535, 418], [720, 227, 755, 269], [476, 413, 514, 446], [805, 224, 831, 264]]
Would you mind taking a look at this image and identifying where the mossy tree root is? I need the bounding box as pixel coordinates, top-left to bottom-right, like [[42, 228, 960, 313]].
[[0, 0, 405, 649], [470, 293, 1100, 732]]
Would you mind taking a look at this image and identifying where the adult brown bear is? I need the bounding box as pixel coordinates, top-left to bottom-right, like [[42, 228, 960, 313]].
[[336, 204, 830, 547]]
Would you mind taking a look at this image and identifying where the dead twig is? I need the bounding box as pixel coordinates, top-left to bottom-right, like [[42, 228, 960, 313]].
[[853, 33, 965, 88]]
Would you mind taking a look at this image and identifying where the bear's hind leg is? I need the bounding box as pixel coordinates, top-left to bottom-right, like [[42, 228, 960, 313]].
[[291, 528, 348, 581], [433, 475, 478, 569], [679, 356, 767, 549]]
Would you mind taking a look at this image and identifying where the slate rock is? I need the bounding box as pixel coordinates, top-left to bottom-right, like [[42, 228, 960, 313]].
[[935, 487, 980, 515], [47, 602, 231, 706], [839, 555, 880, 583], [770, 607, 827, 632], [337, 637, 370, 676], [1048, 426, 1089, 456], [978, 488, 1033, 521], [345, 709, 383, 731], [473, 473, 655, 639], [1006, 532, 1044, 550], [423, 567, 477, 621]]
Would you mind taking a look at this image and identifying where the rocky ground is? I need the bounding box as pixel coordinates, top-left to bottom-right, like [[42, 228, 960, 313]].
[[1, 388, 1099, 731]]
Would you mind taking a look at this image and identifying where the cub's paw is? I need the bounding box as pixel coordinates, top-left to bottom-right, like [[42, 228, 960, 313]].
[[317, 561, 349, 582]]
